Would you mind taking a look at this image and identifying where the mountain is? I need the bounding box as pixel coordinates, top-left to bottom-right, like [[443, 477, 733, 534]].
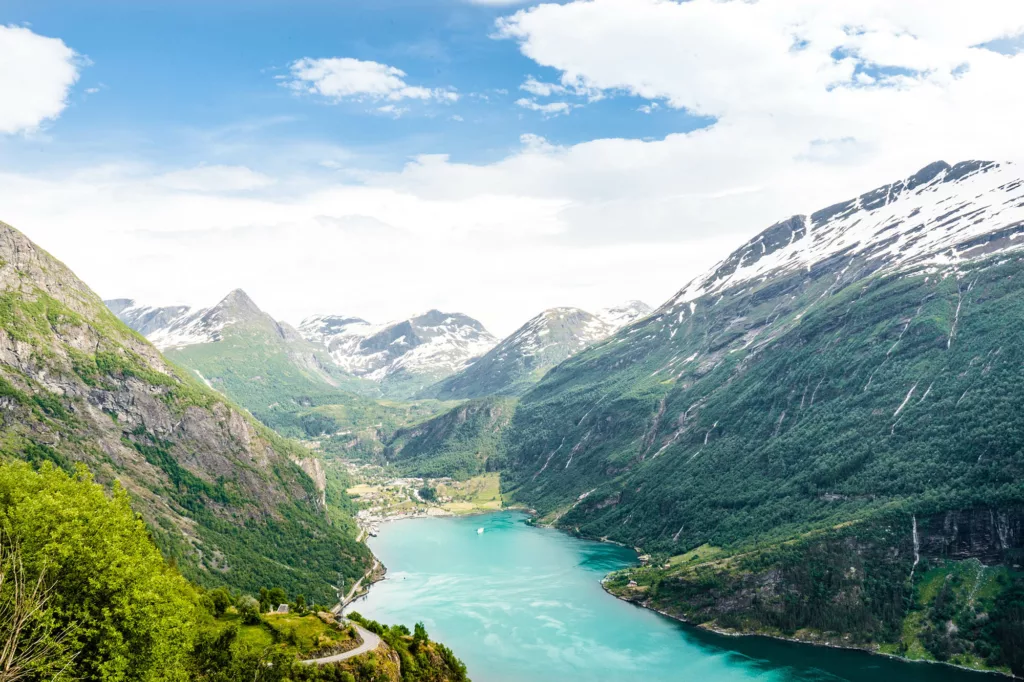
[[423, 303, 650, 400], [1, 220, 371, 603], [383, 396, 517, 479], [107, 290, 390, 432], [298, 309, 498, 399], [444, 160, 1024, 669], [595, 299, 653, 328]]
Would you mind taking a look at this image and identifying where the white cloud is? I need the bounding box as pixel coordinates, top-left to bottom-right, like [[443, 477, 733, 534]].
[[287, 57, 458, 103], [520, 77, 566, 97], [515, 98, 573, 116], [0, 25, 81, 134], [3, 160, 673, 336], [8, 0, 1024, 337], [519, 74, 604, 103], [637, 102, 659, 114], [465, 0, 532, 5], [155, 165, 275, 192], [376, 104, 408, 118]]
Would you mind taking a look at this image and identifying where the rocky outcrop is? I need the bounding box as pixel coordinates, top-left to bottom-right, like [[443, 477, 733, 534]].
[[917, 507, 1024, 564]]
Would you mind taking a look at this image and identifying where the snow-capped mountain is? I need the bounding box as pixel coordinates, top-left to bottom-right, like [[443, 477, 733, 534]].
[[298, 310, 498, 397], [665, 160, 1024, 314], [108, 289, 328, 355], [105, 289, 371, 415], [105, 289, 275, 350], [425, 304, 648, 400], [596, 300, 653, 329]]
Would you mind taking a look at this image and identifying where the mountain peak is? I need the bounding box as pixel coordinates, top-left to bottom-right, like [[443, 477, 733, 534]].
[[299, 309, 497, 396], [216, 288, 262, 315], [665, 159, 1016, 311], [597, 300, 653, 329]]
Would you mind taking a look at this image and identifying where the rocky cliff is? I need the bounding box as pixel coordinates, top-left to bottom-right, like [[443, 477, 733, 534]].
[[0, 220, 370, 602]]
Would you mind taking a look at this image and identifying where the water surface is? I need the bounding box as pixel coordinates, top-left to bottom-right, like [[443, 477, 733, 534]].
[[353, 511, 997, 682]]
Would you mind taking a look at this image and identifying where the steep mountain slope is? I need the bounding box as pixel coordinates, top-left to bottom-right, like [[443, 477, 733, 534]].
[[487, 161, 1024, 667], [423, 303, 650, 400], [299, 310, 498, 398], [1, 220, 370, 602], [383, 396, 517, 479]]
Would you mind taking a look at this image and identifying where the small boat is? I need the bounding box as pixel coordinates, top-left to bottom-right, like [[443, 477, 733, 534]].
[[477, 527, 484, 534]]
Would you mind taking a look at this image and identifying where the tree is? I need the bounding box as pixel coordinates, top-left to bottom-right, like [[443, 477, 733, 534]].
[[237, 596, 262, 625], [267, 587, 287, 609], [413, 621, 428, 644], [294, 593, 306, 614], [0, 461, 199, 681], [0, 531, 77, 682], [208, 587, 232, 617]]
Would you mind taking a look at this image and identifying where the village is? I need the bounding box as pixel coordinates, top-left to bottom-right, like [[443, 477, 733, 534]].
[[338, 461, 503, 540]]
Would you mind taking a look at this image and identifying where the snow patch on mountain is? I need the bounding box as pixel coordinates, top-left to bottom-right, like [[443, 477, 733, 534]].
[[665, 160, 1024, 313], [596, 300, 653, 329], [298, 310, 498, 383], [106, 289, 267, 351]]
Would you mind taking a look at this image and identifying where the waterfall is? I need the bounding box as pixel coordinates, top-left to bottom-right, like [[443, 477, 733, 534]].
[[909, 514, 921, 584]]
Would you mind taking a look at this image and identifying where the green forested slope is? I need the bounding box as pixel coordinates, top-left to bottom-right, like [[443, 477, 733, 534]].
[[383, 396, 517, 479], [0, 220, 370, 603], [461, 161, 1024, 670], [504, 255, 1024, 550]]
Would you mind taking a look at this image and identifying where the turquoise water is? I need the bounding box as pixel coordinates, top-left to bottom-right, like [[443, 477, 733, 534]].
[[352, 511, 997, 682]]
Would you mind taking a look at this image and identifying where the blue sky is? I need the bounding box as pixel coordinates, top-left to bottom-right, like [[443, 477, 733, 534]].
[[3, 0, 703, 175], [1, 1, 1023, 334]]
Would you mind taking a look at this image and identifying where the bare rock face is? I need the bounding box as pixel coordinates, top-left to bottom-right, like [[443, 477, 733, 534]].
[[918, 507, 1024, 564], [0, 220, 367, 601], [296, 456, 328, 509]]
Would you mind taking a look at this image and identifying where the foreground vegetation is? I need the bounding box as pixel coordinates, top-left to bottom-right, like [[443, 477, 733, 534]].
[[0, 460, 470, 682]]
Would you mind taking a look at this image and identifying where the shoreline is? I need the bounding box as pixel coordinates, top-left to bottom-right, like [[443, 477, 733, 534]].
[[600, 582, 1013, 679], [347, 508, 1011, 679]]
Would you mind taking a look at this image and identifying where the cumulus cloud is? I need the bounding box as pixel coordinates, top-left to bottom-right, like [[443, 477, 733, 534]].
[[287, 57, 458, 103], [2, 159, 686, 336], [0, 25, 81, 134]]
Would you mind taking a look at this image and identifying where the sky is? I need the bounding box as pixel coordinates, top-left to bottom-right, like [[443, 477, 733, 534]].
[[2, 1, 1024, 336]]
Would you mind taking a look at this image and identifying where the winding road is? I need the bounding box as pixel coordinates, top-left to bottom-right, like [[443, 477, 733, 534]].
[[300, 622, 382, 665], [300, 560, 384, 665]]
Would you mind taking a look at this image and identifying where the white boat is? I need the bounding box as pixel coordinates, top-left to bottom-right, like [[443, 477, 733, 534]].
[[477, 527, 484, 534]]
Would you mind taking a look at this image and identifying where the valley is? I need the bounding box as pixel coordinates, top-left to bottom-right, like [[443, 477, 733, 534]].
[[5, 158, 1024, 680], [8, 3, 1023, 681], [103, 158, 1024, 677]]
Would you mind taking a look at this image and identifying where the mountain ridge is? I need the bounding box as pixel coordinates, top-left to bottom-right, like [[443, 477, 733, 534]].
[[421, 301, 651, 400], [297, 308, 499, 398]]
